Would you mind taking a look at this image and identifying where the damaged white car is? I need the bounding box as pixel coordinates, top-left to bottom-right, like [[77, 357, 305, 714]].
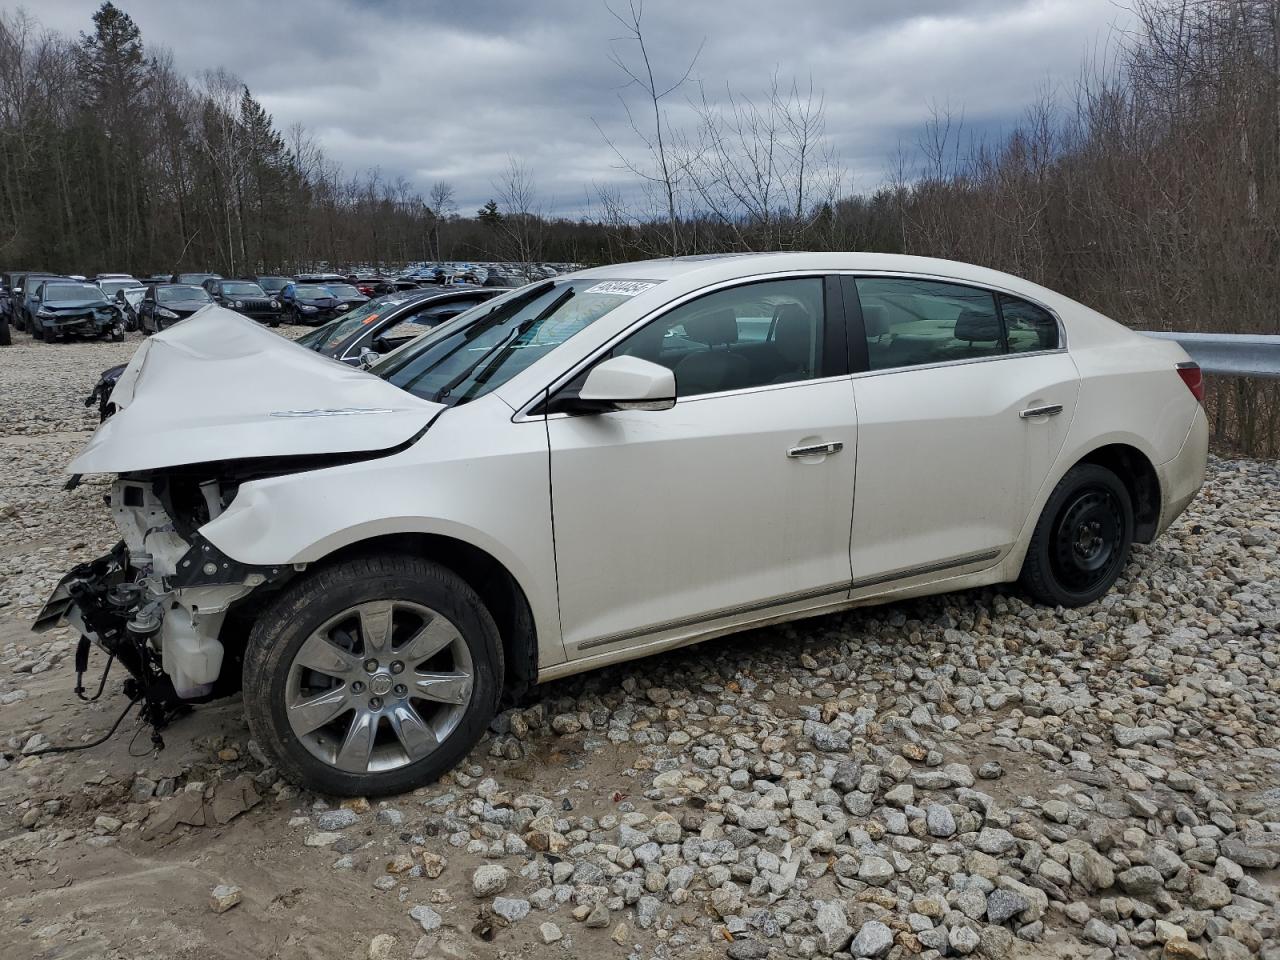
[[36, 253, 1208, 795]]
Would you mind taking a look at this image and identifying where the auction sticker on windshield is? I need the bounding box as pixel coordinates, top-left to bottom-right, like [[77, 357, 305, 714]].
[[586, 280, 659, 297]]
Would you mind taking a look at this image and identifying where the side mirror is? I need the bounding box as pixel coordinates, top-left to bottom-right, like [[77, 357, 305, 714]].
[[358, 347, 380, 369], [564, 356, 676, 414]]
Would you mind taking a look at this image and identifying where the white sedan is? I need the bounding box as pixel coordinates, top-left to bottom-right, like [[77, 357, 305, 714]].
[[38, 253, 1208, 795]]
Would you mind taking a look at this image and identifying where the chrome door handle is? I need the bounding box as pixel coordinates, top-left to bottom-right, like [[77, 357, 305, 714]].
[[787, 441, 843, 458], [1019, 404, 1063, 419]]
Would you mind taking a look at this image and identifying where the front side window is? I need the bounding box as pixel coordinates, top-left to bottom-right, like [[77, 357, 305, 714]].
[[999, 293, 1059, 352], [375, 279, 649, 406], [855, 277, 1002, 370], [610, 277, 826, 398]]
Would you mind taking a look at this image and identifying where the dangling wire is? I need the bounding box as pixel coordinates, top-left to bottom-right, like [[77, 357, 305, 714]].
[[23, 695, 141, 757], [76, 653, 115, 702]]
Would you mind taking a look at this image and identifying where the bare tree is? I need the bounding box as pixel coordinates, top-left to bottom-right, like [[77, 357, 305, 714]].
[[493, 156, 544, 276], [599, 0, 702, 257]]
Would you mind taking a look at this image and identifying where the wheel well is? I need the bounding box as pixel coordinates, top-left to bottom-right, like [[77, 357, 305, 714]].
[[220, 533, 538, 704], [1077, 444, 1160, 542]]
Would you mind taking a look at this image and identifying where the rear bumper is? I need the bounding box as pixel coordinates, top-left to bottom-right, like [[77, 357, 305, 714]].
[[1155, 405, 1209, 536]]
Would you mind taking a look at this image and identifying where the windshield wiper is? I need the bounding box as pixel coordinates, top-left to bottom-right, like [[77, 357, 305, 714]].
[[434, 286, 574, 405]]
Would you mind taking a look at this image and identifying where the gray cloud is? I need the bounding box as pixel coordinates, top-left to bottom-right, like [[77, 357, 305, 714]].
[[36, 0, 1128, 215]]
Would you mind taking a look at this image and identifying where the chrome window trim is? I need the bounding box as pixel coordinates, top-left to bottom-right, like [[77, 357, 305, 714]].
[[513, 268, 1070, 422], [843, 269, 1068, 355]]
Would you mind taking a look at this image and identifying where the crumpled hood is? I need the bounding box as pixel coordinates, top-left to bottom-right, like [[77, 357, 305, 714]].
[[69, 306, 442, 474]]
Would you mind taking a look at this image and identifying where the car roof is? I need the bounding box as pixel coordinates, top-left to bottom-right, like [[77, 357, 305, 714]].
[[567, 252, 1073, 303]]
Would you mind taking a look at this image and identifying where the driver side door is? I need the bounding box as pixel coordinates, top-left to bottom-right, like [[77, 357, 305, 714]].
[[546, 276, 858, 660]]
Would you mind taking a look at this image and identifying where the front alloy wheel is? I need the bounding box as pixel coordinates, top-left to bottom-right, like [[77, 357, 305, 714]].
[[285, 600, 475, 774], [243, 554, 503, 796]]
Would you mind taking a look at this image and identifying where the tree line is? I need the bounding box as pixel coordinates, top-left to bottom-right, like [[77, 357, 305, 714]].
[[1, 0, 1276, 454]]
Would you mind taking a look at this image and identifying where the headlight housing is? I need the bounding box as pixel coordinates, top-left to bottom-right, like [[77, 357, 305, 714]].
[[270, 299, 280, 309], [158, 308, 178, 319], [233, 299, 244, 309], [301, 305, 317, 313]]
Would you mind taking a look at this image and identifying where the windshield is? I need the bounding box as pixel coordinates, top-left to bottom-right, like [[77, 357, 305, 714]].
[[46, 283, 107, 303], [325, 284, 360, 298], [220, 282, 266, 296], [158, 285, 211, 303], [310, 296, 413, 350], [258, 277, 289, 291], [177, 273, 215, 284], [295, 285, 332, 298], [375, 279, 648, 406]]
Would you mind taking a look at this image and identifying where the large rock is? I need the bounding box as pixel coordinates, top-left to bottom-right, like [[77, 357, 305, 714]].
[[986, 889, 1030, 925], [471, 864, 510, 897], [1189, 875, 1232, 910], [814, 901, 852, 954], [849, 920, 893, 958], [1117, 865, 1163, 894]]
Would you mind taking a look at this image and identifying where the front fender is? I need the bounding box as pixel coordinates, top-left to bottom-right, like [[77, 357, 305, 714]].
[[198, 397, 563, 667]]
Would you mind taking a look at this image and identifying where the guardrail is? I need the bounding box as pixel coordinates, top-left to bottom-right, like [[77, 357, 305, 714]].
[[1139, 331, 1280, 379]]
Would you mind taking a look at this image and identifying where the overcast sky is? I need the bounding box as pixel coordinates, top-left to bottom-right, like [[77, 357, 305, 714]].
[[35, 0, 1129, 216]]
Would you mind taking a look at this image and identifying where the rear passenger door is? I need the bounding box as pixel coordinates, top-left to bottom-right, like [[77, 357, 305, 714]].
[[844, 276, 1078, 593]]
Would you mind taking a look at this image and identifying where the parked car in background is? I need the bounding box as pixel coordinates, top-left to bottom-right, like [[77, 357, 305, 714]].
[[32, 253, 1210, 796], [371, 278, 423, 295], [138, 283, 213, 333], [172, 272, 221, 286], [296, 286, 508, 363], [296, 272, 348, 286], [253, 275, 294, 297], [348, 275, 389, 297], [279, 282, 342, 324], [94, 273, 134, 282], [320, 282, 369, 313], [17, 274, 71, 333], [29, 280, 125, 341], [208, 279, 283, 326], [98, 278, 147, 330]]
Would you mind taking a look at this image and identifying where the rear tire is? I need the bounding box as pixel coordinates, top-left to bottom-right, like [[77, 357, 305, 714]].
[[242, 554, 504, 796], [1019, 463, 1134, 607]]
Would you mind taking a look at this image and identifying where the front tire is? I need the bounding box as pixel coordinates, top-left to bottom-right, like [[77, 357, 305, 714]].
[[1019, 463, 1134, 607], [242, 554, 503, 796]]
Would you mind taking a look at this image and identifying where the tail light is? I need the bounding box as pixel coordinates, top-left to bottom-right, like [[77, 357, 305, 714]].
[[1176, 361, 1204, 404]]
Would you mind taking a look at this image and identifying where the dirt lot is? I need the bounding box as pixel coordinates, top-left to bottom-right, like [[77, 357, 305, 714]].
[[0, 328, 1277, 960]]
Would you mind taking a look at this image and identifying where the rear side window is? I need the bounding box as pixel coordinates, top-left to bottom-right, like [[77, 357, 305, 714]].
[[855, 277, 1001, 370], [999, 293, 1059, 352]]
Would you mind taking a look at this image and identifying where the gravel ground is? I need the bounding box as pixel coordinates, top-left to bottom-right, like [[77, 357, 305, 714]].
[[0, 329, 1277, 960]]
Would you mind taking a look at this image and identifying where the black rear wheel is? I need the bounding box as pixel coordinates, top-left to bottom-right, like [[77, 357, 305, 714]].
[[1020, 463, 1134, 607]]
